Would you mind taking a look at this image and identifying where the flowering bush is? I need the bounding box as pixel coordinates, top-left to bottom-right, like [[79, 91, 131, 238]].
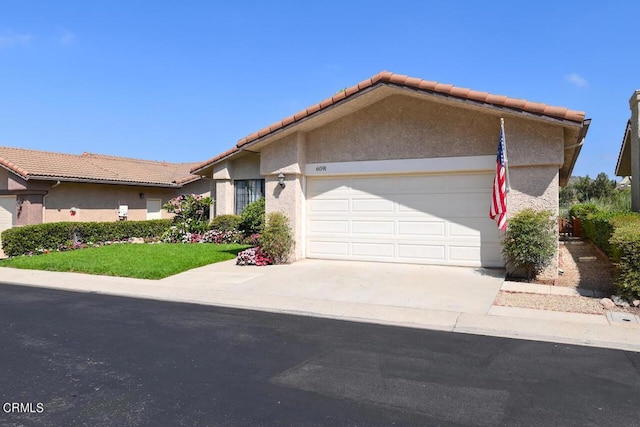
[[163, 194, 212, 234], [201, 229, 243, 244], [236, 247, 273, 266]]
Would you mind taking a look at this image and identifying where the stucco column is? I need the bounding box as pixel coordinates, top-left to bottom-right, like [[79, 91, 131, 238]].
[[630, 91, 640, 212], [214, 179, 234, 216], [265, 173, 304, 261]]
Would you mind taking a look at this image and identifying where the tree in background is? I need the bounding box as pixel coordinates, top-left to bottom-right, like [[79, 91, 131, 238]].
[[591, 172, 617, 200], [561, 173, 617, 207]]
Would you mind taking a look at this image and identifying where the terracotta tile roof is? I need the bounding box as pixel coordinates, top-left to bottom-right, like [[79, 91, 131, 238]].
[[236, 70, 587, 147], [0, 146, 202, 187], [190, 147, 239, 175], [192, 71, 587, 174]]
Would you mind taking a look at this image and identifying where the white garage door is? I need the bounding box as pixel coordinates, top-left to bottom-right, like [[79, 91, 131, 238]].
[[0, 196, 15, 246], [306, 173, 503, 267]]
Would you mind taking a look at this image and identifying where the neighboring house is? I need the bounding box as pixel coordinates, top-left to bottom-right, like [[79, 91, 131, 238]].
[[192, 71, 590, 276], [618, 176, 631, 189], [616, 100, 640, 209], [0, 147, 212, 235]]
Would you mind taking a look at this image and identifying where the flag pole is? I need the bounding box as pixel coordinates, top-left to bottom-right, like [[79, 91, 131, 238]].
[[501, 118, 512, 193]]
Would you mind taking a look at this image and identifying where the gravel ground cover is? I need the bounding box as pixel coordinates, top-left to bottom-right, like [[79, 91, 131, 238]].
[[494, 239, 640, 316]]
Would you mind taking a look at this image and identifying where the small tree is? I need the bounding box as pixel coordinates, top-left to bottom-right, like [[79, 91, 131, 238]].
[[502, 209, 556, 281], [163, 194, 212, 234], [260, 212, 294, 264]]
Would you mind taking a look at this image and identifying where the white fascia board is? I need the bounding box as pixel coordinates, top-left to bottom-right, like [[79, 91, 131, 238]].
[[305, 155, 494, 176]]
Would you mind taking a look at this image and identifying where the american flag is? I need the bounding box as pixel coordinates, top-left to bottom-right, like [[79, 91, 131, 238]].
[[490, 122, 507, 230]]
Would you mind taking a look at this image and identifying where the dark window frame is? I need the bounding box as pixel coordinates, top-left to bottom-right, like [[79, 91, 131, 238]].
[[234, 179, 265, 215]]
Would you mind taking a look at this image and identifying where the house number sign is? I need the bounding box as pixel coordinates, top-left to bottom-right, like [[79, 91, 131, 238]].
[[315, 165, 327, 172]]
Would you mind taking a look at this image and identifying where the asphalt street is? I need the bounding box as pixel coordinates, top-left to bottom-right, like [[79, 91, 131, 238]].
[[1, 283, 639, 426]]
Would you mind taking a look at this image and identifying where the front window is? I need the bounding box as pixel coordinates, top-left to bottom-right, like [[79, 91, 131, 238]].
[[235, 179, 265, 214]]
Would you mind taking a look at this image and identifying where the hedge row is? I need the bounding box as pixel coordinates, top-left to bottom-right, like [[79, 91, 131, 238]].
[[1, 219, 172, 257], [570, 203, 640, 299]]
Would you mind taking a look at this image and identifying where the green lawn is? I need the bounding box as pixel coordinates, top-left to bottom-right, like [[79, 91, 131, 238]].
[[0, 243, 249, 280]]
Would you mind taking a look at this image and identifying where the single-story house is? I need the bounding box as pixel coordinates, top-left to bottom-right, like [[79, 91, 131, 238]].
[[192, 71, 590, 277], [616, 94, 640, 209], [0, 147, 212, 235]]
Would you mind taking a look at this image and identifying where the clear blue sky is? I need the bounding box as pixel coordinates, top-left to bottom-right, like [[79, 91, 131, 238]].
[[0, 1, 635, 180]]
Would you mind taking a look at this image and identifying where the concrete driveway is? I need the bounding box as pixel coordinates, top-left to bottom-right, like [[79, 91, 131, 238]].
[[163, 259, 505, 315]]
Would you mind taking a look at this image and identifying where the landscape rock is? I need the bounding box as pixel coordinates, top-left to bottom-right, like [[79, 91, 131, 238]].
[[633, 300, 640, 307], [599, 298, 616, 310], [611, 295, 631, 308], [131, 237, 145, 244]]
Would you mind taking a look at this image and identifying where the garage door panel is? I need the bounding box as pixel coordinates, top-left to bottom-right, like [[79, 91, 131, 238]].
[[307, 180, 350, 197], [308, 241, 349, 256], [352, 199, 394, 213], [398, 244, 445, 261], [396, 195, 484, 217], [480, 242, 504, 267], [352, 242, 395, 257], [398, 221, 445, 237], [350, 177, 398, 194], [352, 220, 395, 235], [309, 199, 349, 213], [449, 245, 482, 262], [309, 220, 349, 234], [450, 219, 501, 243], [393, 175, 448, 193], [306, 174, 503, 267], [449, 222, 482, 239], [447, 173, 494, 191]]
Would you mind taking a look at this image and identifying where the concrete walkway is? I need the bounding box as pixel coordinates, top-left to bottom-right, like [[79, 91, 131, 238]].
[[0, 259, 639, 352]]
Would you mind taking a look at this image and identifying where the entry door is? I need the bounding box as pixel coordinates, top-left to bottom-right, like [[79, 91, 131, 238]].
[[146, 199, 162, 220]]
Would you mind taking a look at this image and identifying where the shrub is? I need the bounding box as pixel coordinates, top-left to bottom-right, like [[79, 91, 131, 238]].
[[502, 209, 556, 281], [236, 247, 273, 266], [582, 211, 615, 256], [239, 197, 265, 234], [568, 203, 599, 221], [210, 214, 241, 232], [1, 219, 172, 257], [610, 223, 640, 299], [260, 212, 294, 265]]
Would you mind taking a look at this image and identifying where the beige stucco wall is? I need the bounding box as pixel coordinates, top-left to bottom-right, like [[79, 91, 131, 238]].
[[42, 179, 212, 223], [44, 183, 173, 222], [306, 95, 564, 168], [260, 133, 306, 175]]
